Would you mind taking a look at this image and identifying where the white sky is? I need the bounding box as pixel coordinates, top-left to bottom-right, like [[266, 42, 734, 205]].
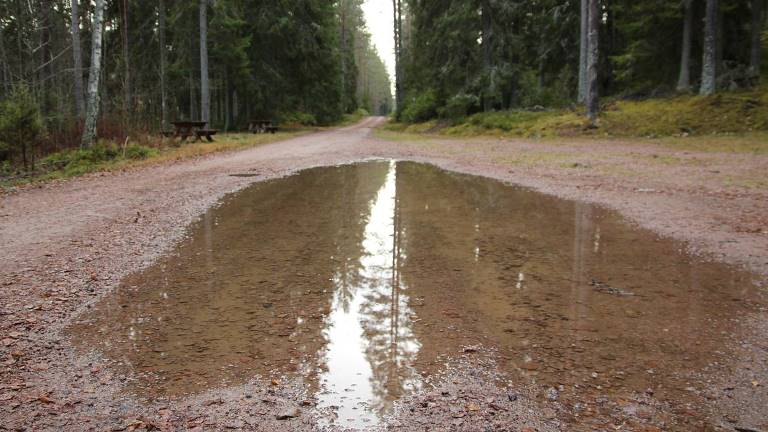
[[362, 0, 395, 84]]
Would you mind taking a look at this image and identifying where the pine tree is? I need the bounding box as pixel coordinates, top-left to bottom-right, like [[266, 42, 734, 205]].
[[199, 0, 210, 125], [578, 0, 588, 103], [677, 0, 694, 92], [586, 0, 600, 121], [700, 0, 718, 95], [749, 0, 764, 79], [71, 0, 86, 118]]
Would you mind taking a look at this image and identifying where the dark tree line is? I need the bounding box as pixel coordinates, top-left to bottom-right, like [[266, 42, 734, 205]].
[[0, 0, 392, 162], [395, 0, 767, 122]]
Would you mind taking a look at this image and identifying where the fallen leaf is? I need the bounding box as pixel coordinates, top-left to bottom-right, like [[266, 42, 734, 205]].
[[36, 394, 55, 404]]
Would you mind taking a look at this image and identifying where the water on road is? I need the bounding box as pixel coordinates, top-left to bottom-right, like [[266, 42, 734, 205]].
[[69, 161, 762, 428]]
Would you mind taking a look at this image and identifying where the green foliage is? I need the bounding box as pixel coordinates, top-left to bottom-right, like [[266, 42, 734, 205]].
[[39, 141, 156, 177], [124, 144, 154, 160], [341, 108, 370, 125], [517, 68, 575, 108], [400, 0, 761, 122], [0, 84, 43, 170], [438, 93, 480, 120], [279, 112, 318, 127], [401, 90, 439, 123]]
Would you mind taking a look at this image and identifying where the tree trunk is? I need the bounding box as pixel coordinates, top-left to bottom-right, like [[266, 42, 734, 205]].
[[586, 0, 600, 122], [71, 0, 86, 117], [578, 0, 588, 103], [396, 0, 403, 102], [199, 0, 210, 125], [750, 0, 764, 79], [677, 0, 693, 92], [340, 2, 348, 112], [189, 70, 195, 120], [225, 75, 231, 132], [392, 0, 401, 111], [700, 0, 718, 95], [81, 0, 105, 147], [38, 0, 52, 114], [120, 0, 131, 114], [158, 0, 167, 128], [0, 24, 7, 92], [482, 0, 493, 112]]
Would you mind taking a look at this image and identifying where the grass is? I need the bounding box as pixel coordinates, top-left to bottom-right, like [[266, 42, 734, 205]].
[[1, 131, 306, 189], [337, 108, 371, 127], [384, 87, 768, 154]]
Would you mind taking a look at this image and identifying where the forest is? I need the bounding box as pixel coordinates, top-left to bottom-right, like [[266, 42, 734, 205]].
[[392, 0, 767, 123], [0, 0, 392, 171]]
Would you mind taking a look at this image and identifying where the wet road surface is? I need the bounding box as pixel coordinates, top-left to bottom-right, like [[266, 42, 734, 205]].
[[69, 161, 764, 429]]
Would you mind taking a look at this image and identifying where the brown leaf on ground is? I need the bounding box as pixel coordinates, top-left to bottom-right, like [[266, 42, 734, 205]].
[[36, 394, 56, 404]]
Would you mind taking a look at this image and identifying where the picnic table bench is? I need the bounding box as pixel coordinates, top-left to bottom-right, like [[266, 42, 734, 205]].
[[248, 119, 279, 134], [164, 121, 218, 142]]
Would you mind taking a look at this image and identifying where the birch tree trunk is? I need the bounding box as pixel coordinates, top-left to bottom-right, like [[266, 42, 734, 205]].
[[199, 0, 210, 125], [750, 0, 764, 79], [700, 0, 718, 95], [71, 0, 86, 117], [397, 0, 403, 102], [586, 0, 600, 122], [81, 0, 105, 147], [578, 0, 588, 103], [392, 0, 401, 111], [677, 0, 693, 92], [158, 0, 167, 128]]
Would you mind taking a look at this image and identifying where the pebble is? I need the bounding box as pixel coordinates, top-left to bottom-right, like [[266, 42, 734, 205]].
[[275, 406, 300, 420]]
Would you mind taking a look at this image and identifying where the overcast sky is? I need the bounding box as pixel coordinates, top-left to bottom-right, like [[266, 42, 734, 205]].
[[362, 0, 395, 84]]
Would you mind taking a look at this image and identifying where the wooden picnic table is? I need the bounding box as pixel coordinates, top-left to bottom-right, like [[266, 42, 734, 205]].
[[248, 119, 278, 134], [164, 121, 218, 142]]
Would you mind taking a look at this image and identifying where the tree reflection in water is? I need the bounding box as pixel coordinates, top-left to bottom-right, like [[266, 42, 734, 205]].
[[318, 161, 421, 428]]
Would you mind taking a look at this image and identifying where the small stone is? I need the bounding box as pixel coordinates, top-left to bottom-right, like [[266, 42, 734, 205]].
[[546, 387, 559, 401], [276, 407, 300, 420]]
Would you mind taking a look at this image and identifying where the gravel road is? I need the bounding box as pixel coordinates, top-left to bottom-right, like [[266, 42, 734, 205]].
[[1, 117, 766, 431]]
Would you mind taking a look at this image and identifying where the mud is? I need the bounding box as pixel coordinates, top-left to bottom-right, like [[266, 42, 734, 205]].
[[2, 117, 767, 431]]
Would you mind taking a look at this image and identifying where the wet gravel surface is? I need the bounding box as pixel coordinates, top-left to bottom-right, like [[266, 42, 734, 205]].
[[1, 117, 767, 431]]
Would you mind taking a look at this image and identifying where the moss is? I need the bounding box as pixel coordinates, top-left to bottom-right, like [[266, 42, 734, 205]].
[[386, 88, 768, 148]]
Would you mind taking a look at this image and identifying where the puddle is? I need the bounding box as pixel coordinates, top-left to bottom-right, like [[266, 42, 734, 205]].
[[69, 160, 763, 429]]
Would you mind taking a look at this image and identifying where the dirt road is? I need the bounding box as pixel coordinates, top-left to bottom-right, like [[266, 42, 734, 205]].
[[1, 117, 766, 431]]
